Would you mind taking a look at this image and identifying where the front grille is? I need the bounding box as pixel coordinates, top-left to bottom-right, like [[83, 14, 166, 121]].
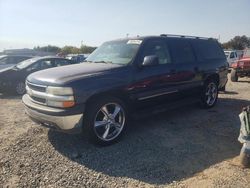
[[30, 96, 46, 104], [26, 81, 47, 105], [27, 82, 46, 92]]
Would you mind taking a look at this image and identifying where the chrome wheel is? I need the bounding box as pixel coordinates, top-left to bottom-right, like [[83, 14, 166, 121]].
[[205, 82, 218, 106], [16, 82, 26, 95], [94, 103, 126, 142]]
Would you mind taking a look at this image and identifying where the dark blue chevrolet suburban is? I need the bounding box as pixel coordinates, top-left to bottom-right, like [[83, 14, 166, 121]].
[[23, 35, 228, 145]]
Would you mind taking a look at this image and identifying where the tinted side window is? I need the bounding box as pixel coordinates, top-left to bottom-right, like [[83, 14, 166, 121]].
[[27, 62, 40, 71], [230, 52, 235, 58], [192, 39, 225, 60], [54, 59, 71, 66], [168, 39, 195, 64], [39, 59, 54, 70], [142, 40, 171, 64]]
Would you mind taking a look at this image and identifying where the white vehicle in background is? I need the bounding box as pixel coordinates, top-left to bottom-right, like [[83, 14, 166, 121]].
[[224, 50, 238, 67]]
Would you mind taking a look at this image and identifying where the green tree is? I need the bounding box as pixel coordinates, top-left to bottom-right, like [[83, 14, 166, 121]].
[[79, 45, 96, 54], [60, 46, 80, 55], [222, 35, 250, 50], [34, 45, 61, 53]]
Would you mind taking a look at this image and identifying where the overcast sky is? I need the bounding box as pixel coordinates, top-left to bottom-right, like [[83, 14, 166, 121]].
[[0, 0, 250, 51]]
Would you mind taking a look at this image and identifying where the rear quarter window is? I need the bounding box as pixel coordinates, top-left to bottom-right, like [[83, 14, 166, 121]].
[[191, 39, 225, 61]]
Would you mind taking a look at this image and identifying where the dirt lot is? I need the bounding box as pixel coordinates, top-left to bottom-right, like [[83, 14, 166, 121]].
[[0, 77, 250, 188]]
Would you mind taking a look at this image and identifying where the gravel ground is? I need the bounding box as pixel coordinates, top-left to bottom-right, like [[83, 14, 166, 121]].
[[0, 76, 250, 188]]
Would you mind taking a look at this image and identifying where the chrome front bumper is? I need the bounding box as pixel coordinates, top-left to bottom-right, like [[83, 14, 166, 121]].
[[24, 104, 83, 133]]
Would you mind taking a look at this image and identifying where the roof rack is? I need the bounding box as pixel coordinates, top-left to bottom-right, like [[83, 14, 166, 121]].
[[160, 34, 212, 40]]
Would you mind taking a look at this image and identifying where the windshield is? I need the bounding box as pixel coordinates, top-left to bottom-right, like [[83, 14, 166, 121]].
[[16, 58, 37, 69], [224, 52, 229, 58], [0, 56, 8, 64], [86, 39, 142, 65]]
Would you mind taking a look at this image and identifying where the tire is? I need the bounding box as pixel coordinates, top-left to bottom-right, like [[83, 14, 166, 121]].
[[83, 96, 127, 145], [200, 79, 218, 108], [220, 85, 226, 91], [239, 152, 250, 168], [231, 69, 238, 82], [15, 82, 26, 95]]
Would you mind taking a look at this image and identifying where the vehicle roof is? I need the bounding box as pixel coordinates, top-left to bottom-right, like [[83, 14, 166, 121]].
[[0, 54, 33, 57], [107, 34, 214, 43], [29, 56, 68, 61], [224, 50, 236, 53]]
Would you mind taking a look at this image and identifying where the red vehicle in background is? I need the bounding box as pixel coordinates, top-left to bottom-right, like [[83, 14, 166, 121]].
[[231, 49, 250, 82]]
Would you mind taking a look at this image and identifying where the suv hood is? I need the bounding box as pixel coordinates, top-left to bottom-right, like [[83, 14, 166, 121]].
[[27, 62, 123, 85]]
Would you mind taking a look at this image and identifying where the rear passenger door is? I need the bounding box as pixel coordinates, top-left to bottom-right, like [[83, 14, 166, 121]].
[[167, 38, 201, 96]]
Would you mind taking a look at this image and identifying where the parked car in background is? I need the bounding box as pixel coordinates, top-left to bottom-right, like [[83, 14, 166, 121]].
[[0, 56, 73, 95], [224, 50, 238, 67], [243, 48, 250, 58], [23, 35, 228, 145], [0, 55, 33, 70], [231, 49, 250, 82], [66, 54, 86, 63]]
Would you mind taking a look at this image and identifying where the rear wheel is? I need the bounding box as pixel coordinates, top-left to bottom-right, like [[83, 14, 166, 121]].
[[15, 82, 26, 95], [231, 69, 238, 82], [200, 79, 218, 108], [84, 97, 127, 145]]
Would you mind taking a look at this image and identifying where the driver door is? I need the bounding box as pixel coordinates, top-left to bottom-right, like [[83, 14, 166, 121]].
[[130, 39, 179, 107]]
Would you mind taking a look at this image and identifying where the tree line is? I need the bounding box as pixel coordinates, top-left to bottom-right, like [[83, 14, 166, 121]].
[[221, 35, 250, 50], [34, 44, 97, 55], [33, 35, 250, 54]]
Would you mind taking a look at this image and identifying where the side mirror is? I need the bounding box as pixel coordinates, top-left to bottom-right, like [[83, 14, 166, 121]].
[[142, 55, 159, 67]]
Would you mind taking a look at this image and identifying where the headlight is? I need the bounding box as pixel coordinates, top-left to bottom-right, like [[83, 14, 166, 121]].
[[46, 86, 75, 108], [46, 86, 73, 96]]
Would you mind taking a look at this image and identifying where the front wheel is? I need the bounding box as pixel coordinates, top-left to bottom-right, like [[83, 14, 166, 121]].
[[84, 97, 127, 145], [15, 82, 26, 95], [200, 80, 218, 108]]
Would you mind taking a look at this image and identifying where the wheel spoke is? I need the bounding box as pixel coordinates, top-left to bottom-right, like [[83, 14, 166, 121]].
[[112, 106, 121, 118], [207, 96, 211, 104], [102, 125, 110, 139], [101, 106, 109, 117], [95, 120, 108, 127], [113, 122, 122, 130]]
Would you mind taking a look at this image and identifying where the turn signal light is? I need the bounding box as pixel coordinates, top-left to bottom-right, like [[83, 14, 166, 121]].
[[63, 101, 75, 108]]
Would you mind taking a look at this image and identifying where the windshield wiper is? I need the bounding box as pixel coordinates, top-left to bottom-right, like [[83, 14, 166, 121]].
[[94, 61, 113, 64]]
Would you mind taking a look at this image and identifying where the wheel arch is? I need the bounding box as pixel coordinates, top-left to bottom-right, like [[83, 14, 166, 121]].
[[204, 73, 220, 86], [84, 89, 132, 112]]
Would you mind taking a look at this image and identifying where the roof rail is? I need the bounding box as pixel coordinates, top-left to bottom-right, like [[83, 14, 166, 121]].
[[160, 34, 210, 40]]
